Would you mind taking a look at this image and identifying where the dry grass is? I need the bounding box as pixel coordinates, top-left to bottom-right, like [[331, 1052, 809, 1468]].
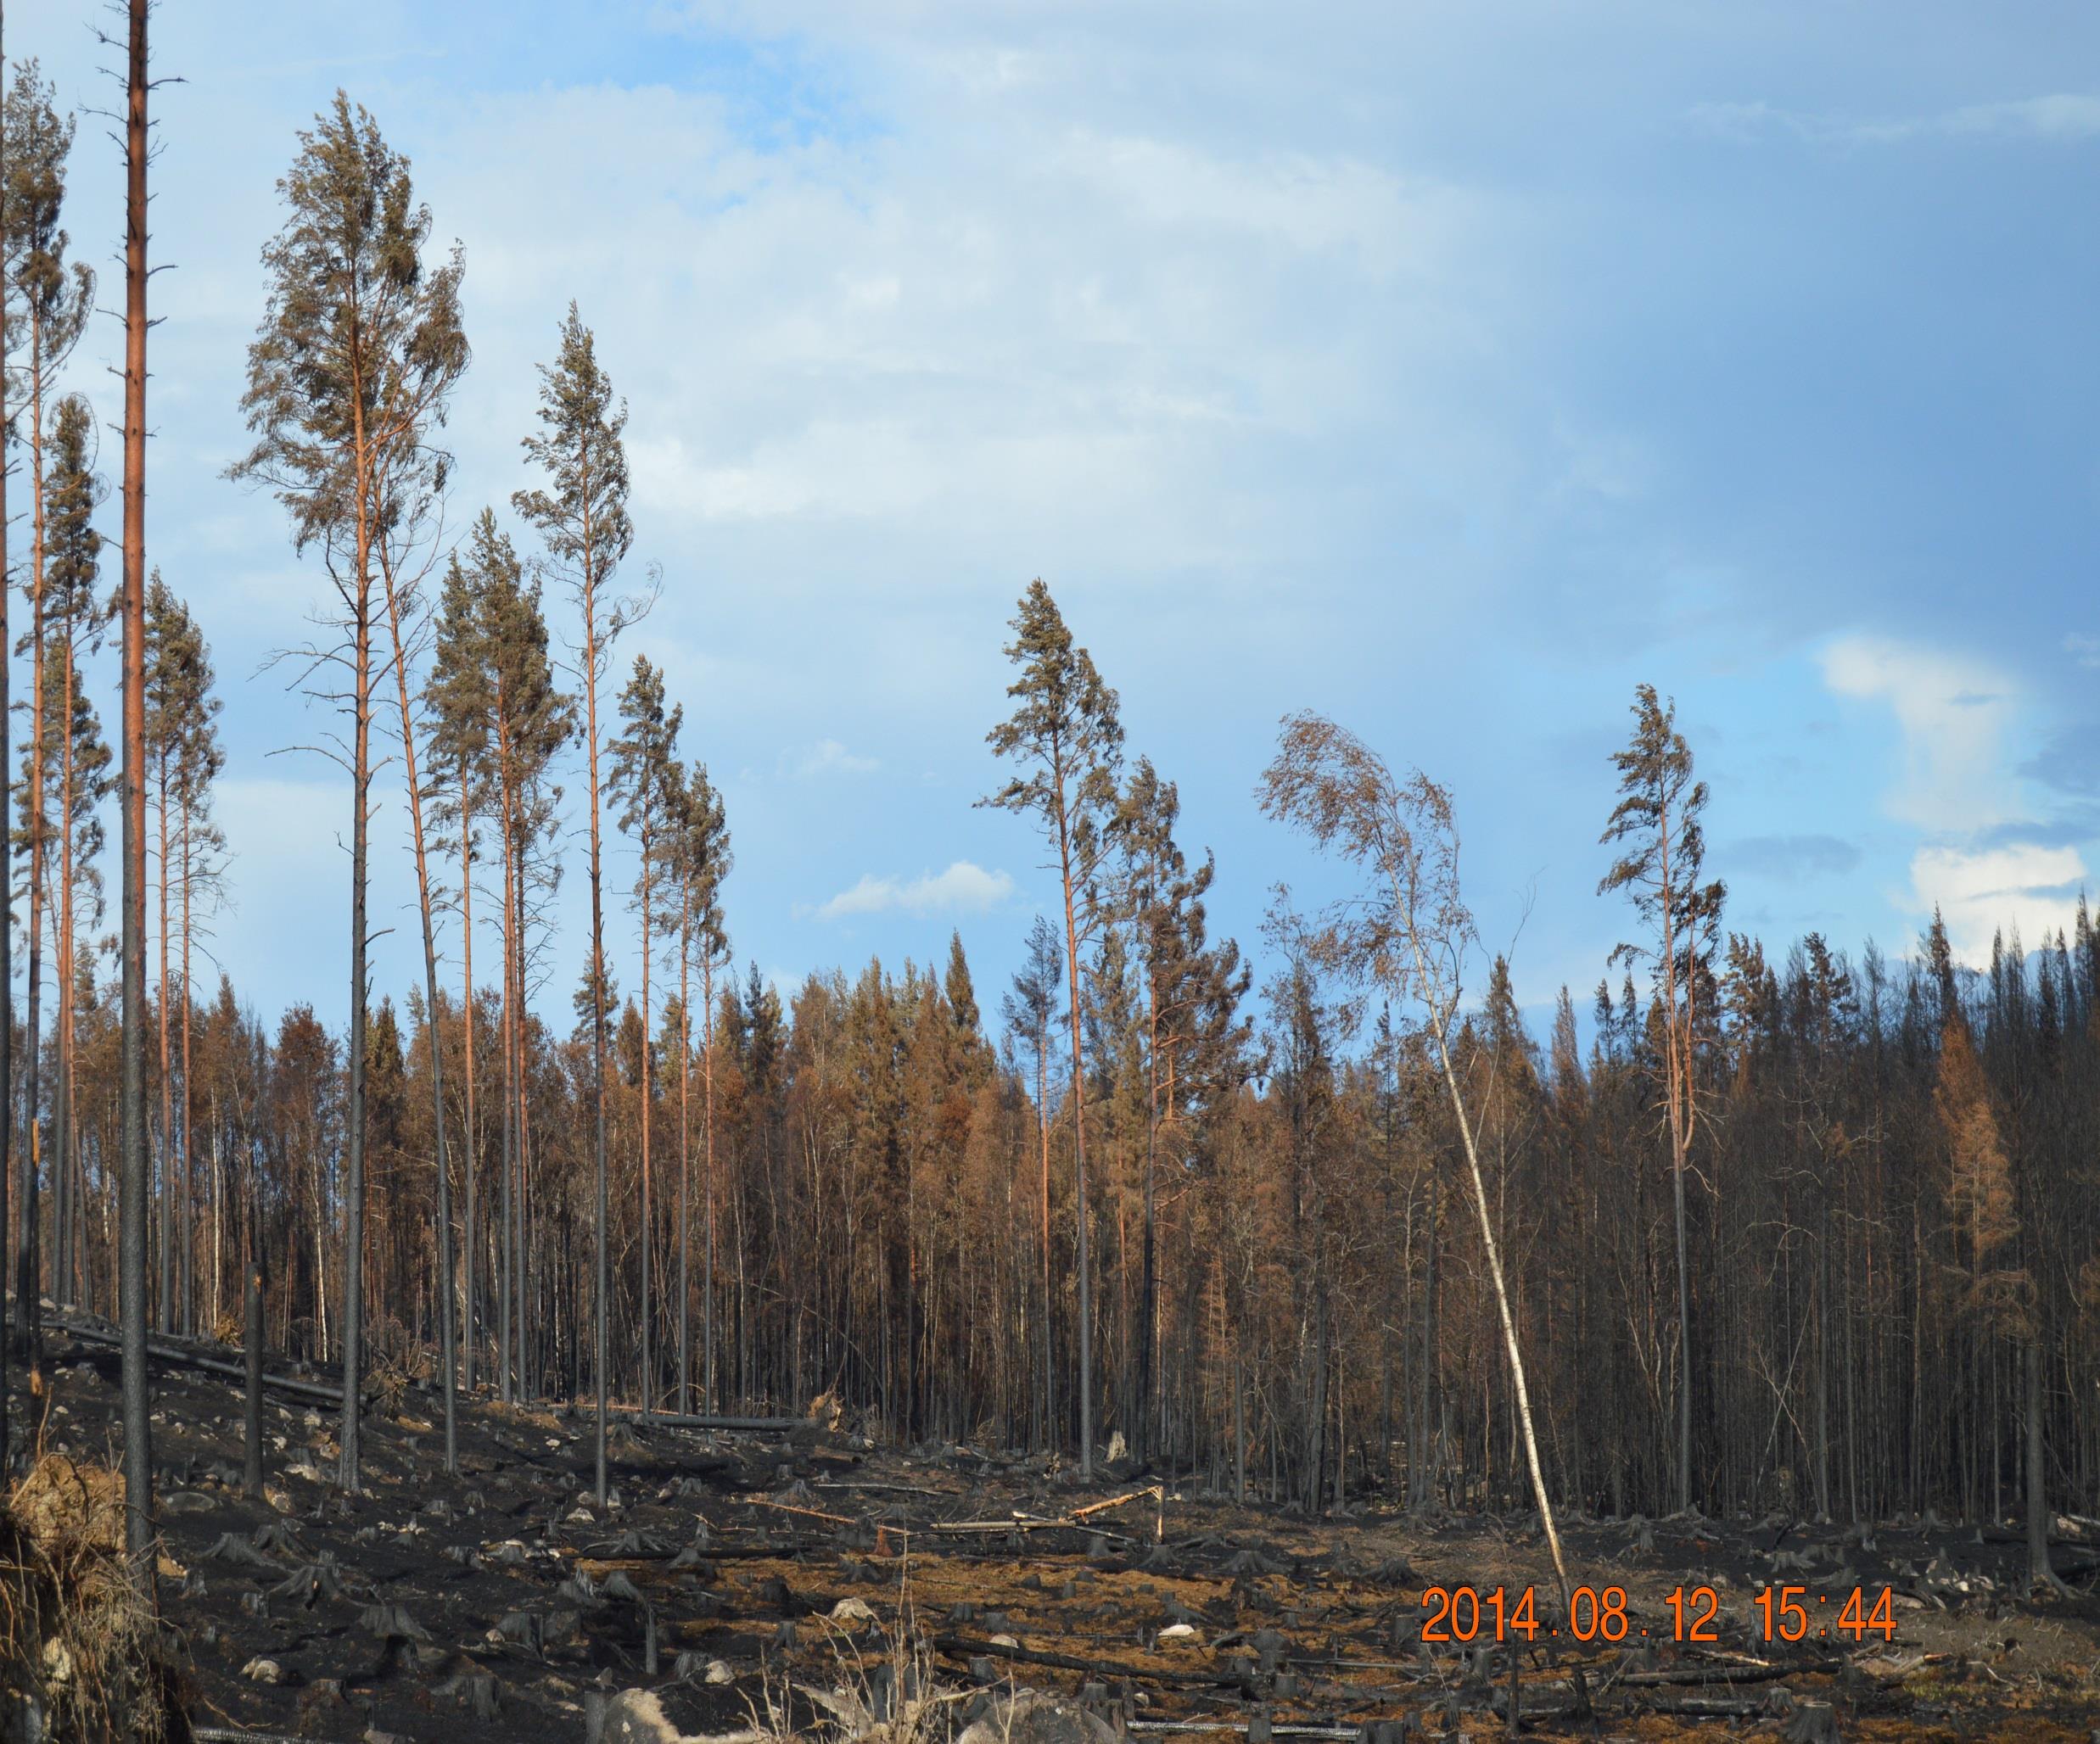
[[0, 1453, 176, 1742]]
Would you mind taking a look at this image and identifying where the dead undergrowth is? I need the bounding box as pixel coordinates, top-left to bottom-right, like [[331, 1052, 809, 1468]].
[[0, 1453, 178, 1742]]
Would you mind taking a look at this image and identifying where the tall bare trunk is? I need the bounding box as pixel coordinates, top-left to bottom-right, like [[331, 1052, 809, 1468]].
[[703, 950, 716, 1411], [1411, 934, 1571, 1609], [157, 735, 172, 1329], [0, 30, 14, 1465], [378, 554, 456, 1473], [582, 583, 608, 1502], [677, 884, 691, 1414], [118, 0, 154, 1568], [1055, 778, 1092, 1478], [460, 769, 477, 1396], [639, 826, 653, 1417], [19, 333, 47, 1366]]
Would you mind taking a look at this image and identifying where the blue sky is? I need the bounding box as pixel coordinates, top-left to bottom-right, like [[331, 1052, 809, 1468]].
[[11, 0, 2098, 1046]]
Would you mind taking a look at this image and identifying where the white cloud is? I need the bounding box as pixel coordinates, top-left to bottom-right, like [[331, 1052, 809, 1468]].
[[1905, 842, 2089, 965], [1818, 634, 2016, 830], [791, 738, 879, 777], [2065, 632, 2100, 671], [816, 861, 1016, 920], [1911, 94, 2100, 142], [1691, 93, 2100, 148]]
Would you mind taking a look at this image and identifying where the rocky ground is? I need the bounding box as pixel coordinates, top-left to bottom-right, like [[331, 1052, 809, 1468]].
[[15, 1316, 2100, 1741]]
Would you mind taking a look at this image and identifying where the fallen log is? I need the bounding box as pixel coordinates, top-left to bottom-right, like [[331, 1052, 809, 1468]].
[[936, 1633, 1240, 1691], [1127, 1725, 1359, 1740], [931, 1516, 1142, 1546], [564, 1536, 832, 1562], [615, 1407, 812, 1434], [1072, 1486, 1163, 1520], [1616, 1656, 1840, 1687], [59, 1318, 361, 1408], [742, 1496, 860, 1527]]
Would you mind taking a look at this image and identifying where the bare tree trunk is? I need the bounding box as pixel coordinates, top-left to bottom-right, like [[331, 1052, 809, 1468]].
[[1055, 783, 1093, 1478], [118, 0, 154, 1568], [703, 950, 716, 1412], [338, 481, 372, 1491], [497, 763, 518, 1404], [1416, 944, 1571, 1607], [639, 830, 653, 1417], [180, 809, 195, 1334], [378, 555, 456, 1473], [461, 770, 477, 1397], [56, 676, 75, 1311], [19, 331, 47, 1368], [512, 833, 529, 1403], [0, 30, 14, 1463], [156, 733, 172, 1331], [677, 886, 691, 1415], [2029, 1331, 2064, 1593], [585, 619, 609, 1504]]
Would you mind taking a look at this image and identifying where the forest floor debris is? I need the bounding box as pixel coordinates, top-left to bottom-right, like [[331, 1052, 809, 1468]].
[[20, 1323, 2100, 1741]]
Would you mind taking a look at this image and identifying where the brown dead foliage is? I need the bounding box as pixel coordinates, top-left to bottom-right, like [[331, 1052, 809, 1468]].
[[0, 1454, 177, 1741]]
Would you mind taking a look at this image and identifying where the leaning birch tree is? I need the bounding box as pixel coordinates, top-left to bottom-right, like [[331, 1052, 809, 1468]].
[[1261, 711, 1572, 1608]]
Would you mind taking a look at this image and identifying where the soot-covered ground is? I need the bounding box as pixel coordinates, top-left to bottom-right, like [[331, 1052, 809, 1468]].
[[23, 1317, 2100, 1741]]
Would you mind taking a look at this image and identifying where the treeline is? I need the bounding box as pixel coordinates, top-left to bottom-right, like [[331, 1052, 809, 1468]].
[[24, 685, 2100, 1534], [2, 53, 2095, 1549]]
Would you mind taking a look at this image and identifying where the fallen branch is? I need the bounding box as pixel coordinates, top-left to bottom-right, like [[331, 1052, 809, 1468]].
[[565, 1537, 830, 1562], [744, 1497, 859, 1528], [1127, 1724, 1360, 1739], [936, 1634, 1240, 1691], [1072, 1486, 1163, 1520], [931, 1516, 1141, 1546], [1618, 1656, 1839, 1688]]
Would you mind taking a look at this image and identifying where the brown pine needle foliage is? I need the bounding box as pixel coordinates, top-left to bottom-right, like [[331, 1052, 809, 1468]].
[[1935, 1017, 2028, 1335], [0, 1455, 175, 1739]]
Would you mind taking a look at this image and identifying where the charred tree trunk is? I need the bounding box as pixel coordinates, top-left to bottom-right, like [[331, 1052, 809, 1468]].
[[118, 0, 154, 1568]]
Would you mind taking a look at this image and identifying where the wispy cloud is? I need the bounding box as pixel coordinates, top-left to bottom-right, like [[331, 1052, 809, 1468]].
[[1689, 93, 2100, 148], [790, 738, 880, 777], [1818, 634, 2017, 830], [2065, 633, 2100, 671], [815, 860, 1016, 920], [1730, 832, 1862, 881]]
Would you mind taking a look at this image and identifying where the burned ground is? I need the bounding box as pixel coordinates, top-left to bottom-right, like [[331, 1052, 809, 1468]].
[[16, 1321, 2100, 1741]]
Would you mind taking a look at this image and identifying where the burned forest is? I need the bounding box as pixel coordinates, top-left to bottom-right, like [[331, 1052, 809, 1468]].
[[0, 3, 2089, 1741]]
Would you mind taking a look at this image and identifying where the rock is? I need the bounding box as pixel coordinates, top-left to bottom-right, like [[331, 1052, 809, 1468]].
[[957, 1691, 1118, 1744], [585, 1688, 717, 1744]]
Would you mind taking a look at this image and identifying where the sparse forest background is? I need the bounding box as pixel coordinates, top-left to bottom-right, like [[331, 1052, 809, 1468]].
[[1, 57, 2097, 1541]]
